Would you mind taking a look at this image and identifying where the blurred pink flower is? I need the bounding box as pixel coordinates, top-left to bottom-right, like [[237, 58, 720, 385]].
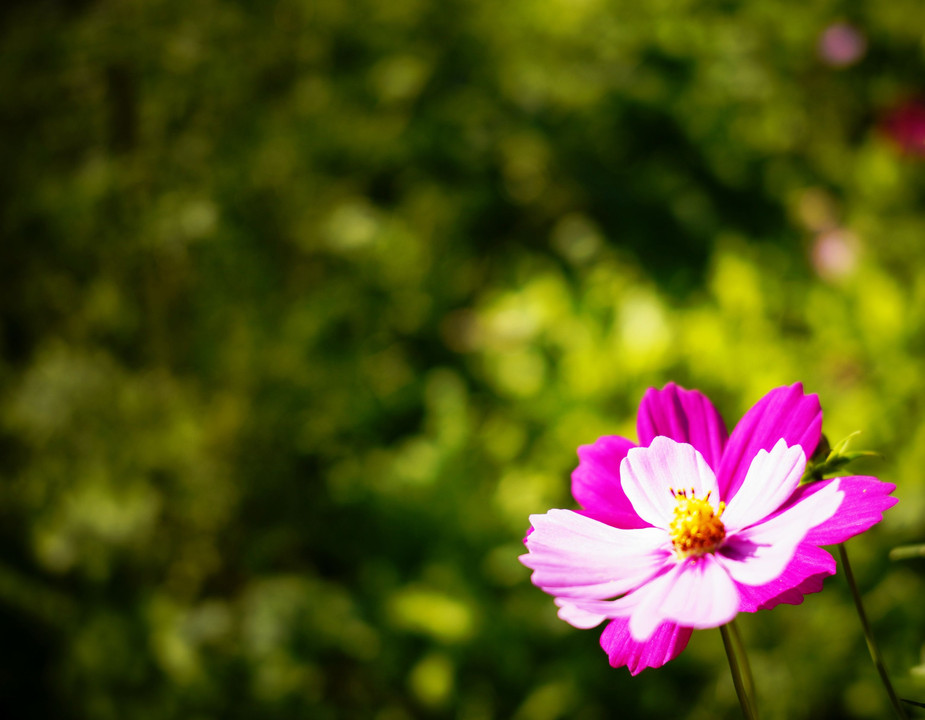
[[811, 228, 860, 281], [883, 99, 925, 157], [520, 384, 896, 674], [818, 23, 867, 68]]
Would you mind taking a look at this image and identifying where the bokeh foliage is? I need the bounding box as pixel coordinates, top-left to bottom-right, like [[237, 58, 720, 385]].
[[2, 0, 925, 718]]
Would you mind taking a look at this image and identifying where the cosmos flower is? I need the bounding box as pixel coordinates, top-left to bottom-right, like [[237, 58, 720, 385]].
[[520, 384, 896, 674]]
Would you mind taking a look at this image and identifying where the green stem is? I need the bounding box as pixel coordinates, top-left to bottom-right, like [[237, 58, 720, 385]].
[[889, 543, 925, 561], [720, 623, 759, 720], [729, 618, 757, 717], [838, 543, 907, 720]]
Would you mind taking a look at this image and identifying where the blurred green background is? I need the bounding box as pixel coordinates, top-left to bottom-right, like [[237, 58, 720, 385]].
[[3, 0, 925, 718]]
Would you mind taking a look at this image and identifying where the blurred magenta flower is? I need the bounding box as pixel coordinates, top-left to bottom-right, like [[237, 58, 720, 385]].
[[882, 99, 925, 157], [520, 384, 896, 674], [818, 22, 867, 68]]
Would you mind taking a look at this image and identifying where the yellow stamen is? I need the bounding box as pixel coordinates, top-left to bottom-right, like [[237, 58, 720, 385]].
[[669, 488, 726, 558]]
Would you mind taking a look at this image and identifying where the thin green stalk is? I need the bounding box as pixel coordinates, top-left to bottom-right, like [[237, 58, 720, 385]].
[[720, 623, 759, 720], [889, 543, 925, 561], [729, 618, 757, 717], [838, 543, 907, 720]]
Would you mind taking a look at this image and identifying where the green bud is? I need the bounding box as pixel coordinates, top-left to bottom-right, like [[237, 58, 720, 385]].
[[799, 431, 880, 484]]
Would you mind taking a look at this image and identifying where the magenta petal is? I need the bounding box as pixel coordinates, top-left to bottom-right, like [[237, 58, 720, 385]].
[[717, 383, 822, 500], [754, 572, 831, 611], [600, 617, 693, 675], [637, 383, 729, 470], [572, 436, 650, 529], [734, 543, 836, 612], [799, 476, 898, 546]]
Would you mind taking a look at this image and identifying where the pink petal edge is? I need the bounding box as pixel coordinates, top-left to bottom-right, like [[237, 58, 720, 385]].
[[735, 543, 836, 612], [637, 383, 729, 471], [717, 383, 822, 501], [571, 435, 650, 529], [600, 617, 693, 675], [802, 476, 898, 546]]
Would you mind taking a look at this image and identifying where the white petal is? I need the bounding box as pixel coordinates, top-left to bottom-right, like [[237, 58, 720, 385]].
[[721, 439, 805, 531], [621, 437, 719, 529], [628, 555, 739, 639], [521, 509, 669, 601], [554, 598, 608, 629]]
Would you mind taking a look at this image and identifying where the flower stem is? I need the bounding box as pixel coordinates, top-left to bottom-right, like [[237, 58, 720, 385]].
[[729, 618, 757, 713], [720, 623, 759, 720], [838, 543, 907, 720]]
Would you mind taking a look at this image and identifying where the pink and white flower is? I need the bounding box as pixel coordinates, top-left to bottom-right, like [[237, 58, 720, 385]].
[[520, 383, 897, 674]]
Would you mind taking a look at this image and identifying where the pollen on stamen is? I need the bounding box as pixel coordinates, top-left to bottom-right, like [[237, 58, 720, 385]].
[[668, 488, 727, 558]]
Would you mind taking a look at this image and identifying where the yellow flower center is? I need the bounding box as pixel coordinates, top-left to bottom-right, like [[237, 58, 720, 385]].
[[669, 488, 726, 558]]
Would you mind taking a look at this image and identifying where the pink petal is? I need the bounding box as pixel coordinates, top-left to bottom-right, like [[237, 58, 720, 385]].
[[540, 565, 672, 624], [600, 616, 693, 675], [758, 571, 830, 609], [555, 598, 609, 629], [734, 543, 836, 612], [627, 555, 739, 640], [637, 383, 729, 470], [621, 437, 719, 529], [718, 480, 842, 586], [799, 476, 897, 546], [571, 436, 650, 529], [717, 383, 822, 500], [520, 510, 669, 605], [721, 440, 806, 531]]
